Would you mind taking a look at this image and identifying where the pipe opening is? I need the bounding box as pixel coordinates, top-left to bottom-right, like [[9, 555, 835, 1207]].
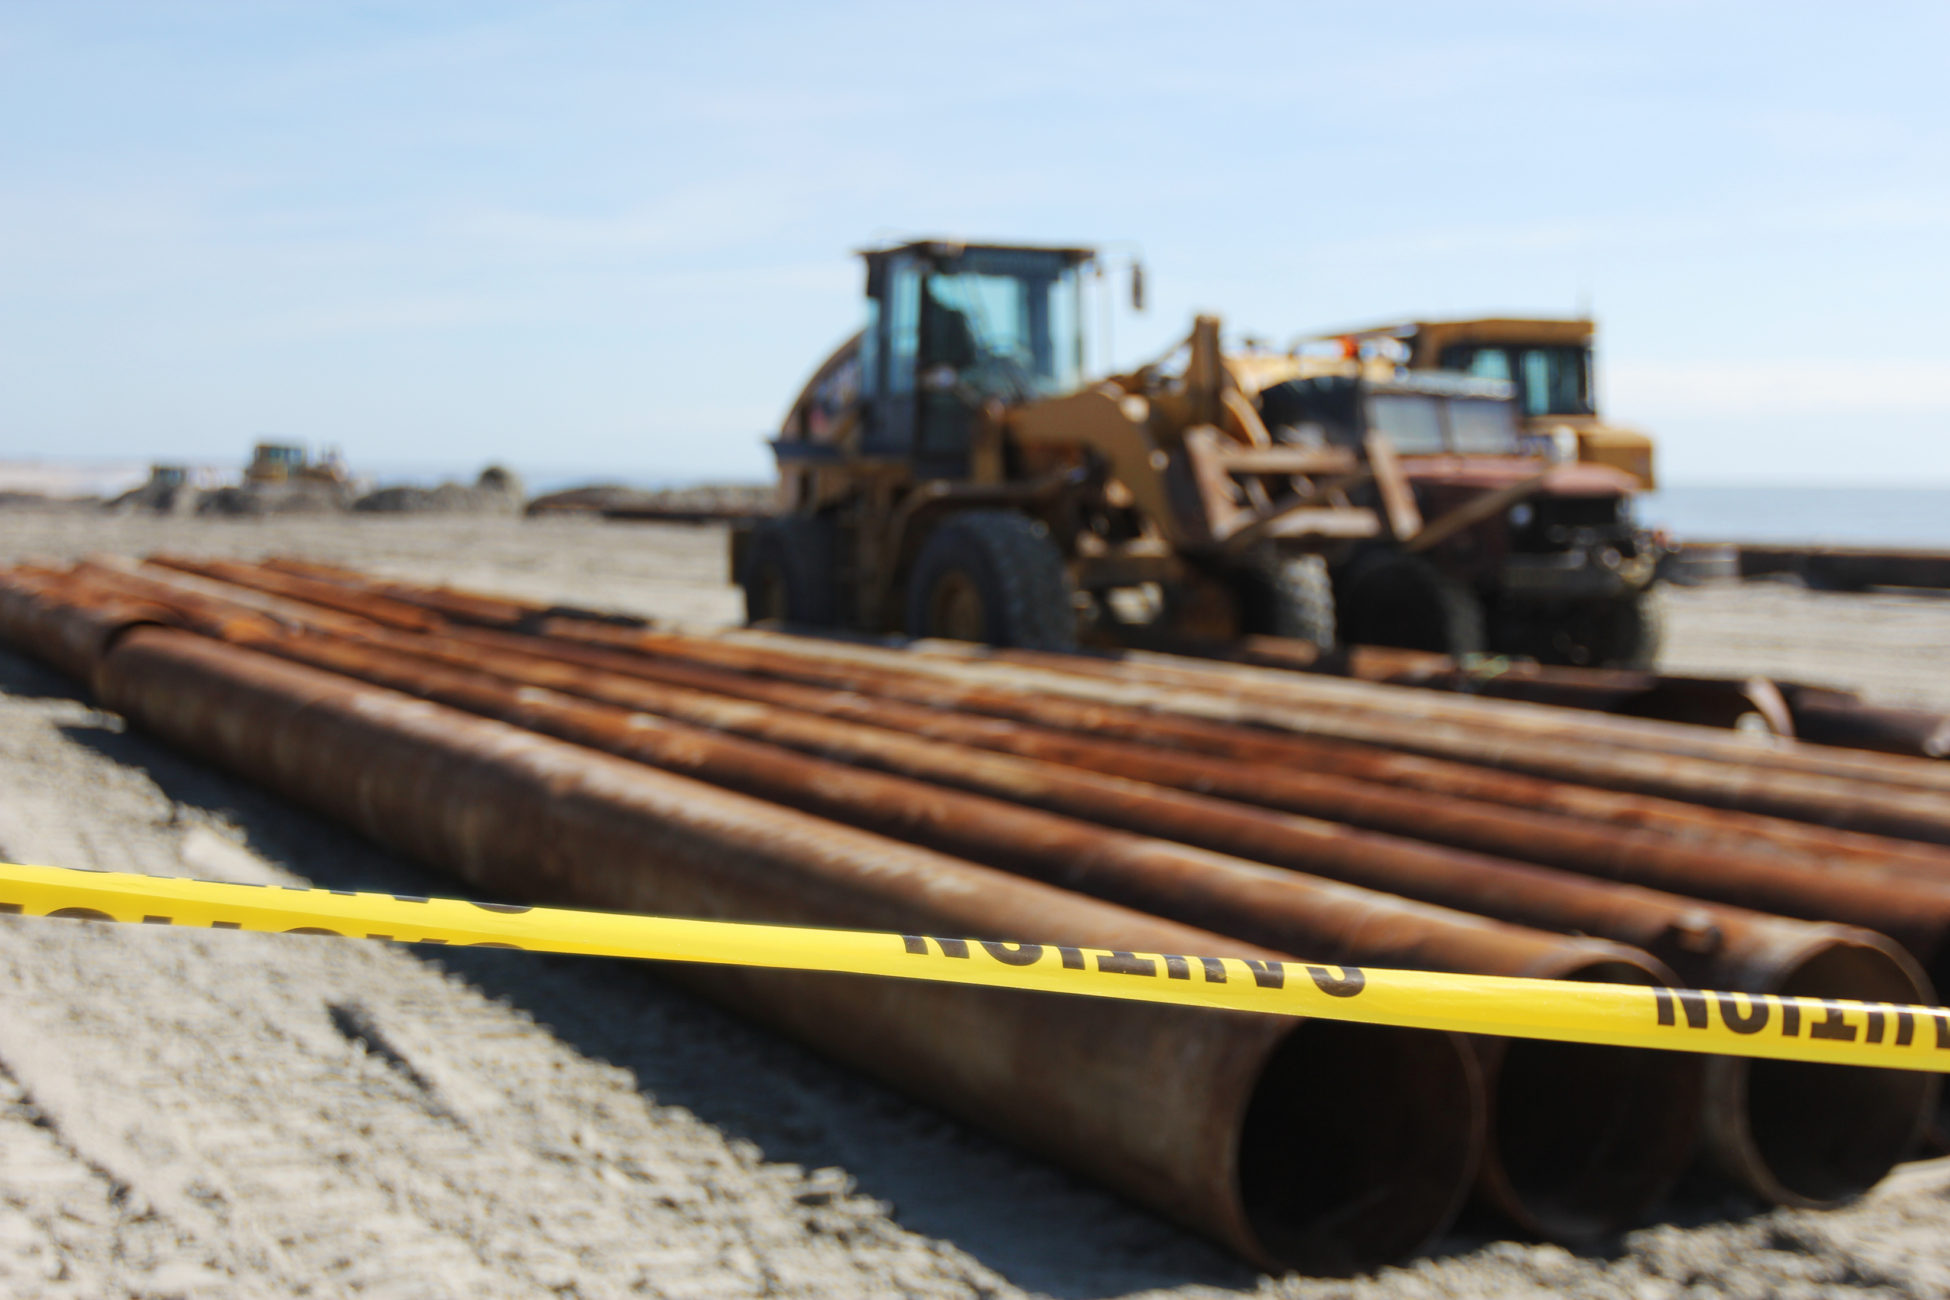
[[1736, 943, 1938, 1206], [1484, 961, 1701, 1241], [1237, 1021, 1478, 1275]]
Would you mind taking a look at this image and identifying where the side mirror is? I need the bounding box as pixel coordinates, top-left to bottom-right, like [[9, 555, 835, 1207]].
[[1129, 260, 1146, 313]]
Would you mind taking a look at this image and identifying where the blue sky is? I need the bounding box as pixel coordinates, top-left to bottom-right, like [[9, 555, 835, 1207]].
[[2, 2, 1946, 485]]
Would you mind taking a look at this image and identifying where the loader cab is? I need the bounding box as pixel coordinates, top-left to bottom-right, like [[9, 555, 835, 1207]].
[[857, 241, 1091, 478]]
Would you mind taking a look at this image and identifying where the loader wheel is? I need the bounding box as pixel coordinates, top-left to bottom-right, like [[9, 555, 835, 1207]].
[[905, 510, 1078, 650], [1234, 551, 1339, 650], [741, 515, 839, 627], [1335, 552, 1485, 657], [1592, 590, 1664, 670]]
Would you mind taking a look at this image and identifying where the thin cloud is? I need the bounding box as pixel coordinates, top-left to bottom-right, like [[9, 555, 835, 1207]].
[[1609, 359, 1950, 415]]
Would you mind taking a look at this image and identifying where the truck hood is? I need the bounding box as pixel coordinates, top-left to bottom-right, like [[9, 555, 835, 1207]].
[[1398, 455, 1641, 496]]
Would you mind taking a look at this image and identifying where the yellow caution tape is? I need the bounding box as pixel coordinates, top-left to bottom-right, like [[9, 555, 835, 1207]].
[[3, 860, 1947, 1072]]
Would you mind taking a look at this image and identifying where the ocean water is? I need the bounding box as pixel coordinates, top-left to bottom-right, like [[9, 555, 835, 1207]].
[[1638, 487, 1950, 548]]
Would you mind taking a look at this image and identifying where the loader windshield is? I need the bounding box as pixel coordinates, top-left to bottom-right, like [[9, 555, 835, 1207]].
[[926, 249, 1083, 401]]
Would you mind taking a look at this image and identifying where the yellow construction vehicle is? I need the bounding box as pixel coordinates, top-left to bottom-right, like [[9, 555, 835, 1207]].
[[1318, 318, 1655, 488], [1244, 320, 1665, 666], [735, 240, 1418, 650], [243, 442, 351, 488]]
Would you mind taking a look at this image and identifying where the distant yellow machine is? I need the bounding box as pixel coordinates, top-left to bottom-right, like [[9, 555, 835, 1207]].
[[244, 442, 349, 488], [1318, 318, 1656, 489]]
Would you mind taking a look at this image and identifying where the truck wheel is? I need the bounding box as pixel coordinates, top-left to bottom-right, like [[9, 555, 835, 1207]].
[[741, 515, 839, 627], [905, 510, 1078, 650], [1336, 552, 1485, 656], [1234, 551, 1339, 650], [1598, 590, 1663, 670]]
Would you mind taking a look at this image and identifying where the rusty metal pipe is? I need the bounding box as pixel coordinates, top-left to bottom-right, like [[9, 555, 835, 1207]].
[[715, 631, 1950, 840], [143, 586, 1926, 1212], [161, 558, 1950, 883], [971, 642, 1950, 796], [630, 656, 1950, 963], [401, 637, 1943, 1210], [367, 620, 1950, 993], [44, 562, 1947, 1207], [236, 556, 1950, 795], [522, 617, 1950, 867], [244, 560, 1950, 854], [526, 638, 1950, 888], [0, 569, 179, 685], [147, 554, 446, 632], [91, 563, 1950, 984], [90, 563, 1950, 881], [1785, 692, 1950, 760], [599, 623, 1950, 837], [220, 622, 1700, 1240], [407, 626, 1950, 954], [259, 555, 619, 631], [1, 600, 1481, 1274], [79, 557, 392, 637]]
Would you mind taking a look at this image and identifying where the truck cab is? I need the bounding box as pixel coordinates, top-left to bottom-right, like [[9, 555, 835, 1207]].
[[1256, 369, 1662, 666], [1320, 318, 1656, 490]]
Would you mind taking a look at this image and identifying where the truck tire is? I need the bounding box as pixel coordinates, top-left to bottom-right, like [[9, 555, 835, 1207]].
[[905, 510, 1078, 650], [1234, 551, 1339, 650], [1599, 590, 1663, 670], [741, 515, 839, 627], [1335, 552, 1485, 656]]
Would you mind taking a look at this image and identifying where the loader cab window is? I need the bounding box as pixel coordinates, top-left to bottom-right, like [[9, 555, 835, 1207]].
[[923, 249, 1084, 401], [885, 259, 922, 397], [860, 245, 1087, 468], [857, 300, 880, 400], [1439, 344, 1594, 417], [859, 254, 925, 456]]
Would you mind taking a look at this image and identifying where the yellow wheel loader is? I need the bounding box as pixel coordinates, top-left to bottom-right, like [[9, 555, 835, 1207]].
[[734, 240, 1418, 651]]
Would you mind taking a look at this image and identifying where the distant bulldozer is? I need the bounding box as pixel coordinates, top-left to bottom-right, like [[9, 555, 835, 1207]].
[[244, 442, 352, 489], [201, 443, 357, 515], [735, 239, 1419, 651]]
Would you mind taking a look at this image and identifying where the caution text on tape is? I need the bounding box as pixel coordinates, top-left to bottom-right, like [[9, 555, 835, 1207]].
[[2, 861, 1945, 1073]]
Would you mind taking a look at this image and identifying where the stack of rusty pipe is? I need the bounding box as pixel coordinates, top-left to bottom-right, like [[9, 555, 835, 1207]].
[[0, 558, 1944, 1273]]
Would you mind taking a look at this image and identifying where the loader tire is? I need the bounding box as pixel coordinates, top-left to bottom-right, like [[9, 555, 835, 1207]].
[[1595, 589, 1664, 670], [1234, 551, 1339, 650], [741, 515, 839, 628], [1335, 551, 1485, 657], [905, 510, 1078, 650]]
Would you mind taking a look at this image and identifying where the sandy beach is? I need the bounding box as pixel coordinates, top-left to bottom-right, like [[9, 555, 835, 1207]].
[[4, 511, 1949, 1299]]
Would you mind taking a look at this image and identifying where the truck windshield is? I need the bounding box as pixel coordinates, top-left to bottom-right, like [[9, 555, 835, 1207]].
[[1365, 393, 1446, 453], [1443, 345, 1593, 417], [1518, 346, 1593, 417], [1447, 397, 1522, 453], [926, 250, 1083, 400]]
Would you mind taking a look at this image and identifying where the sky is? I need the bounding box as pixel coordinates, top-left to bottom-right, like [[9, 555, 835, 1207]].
[[1, 2, 1946, 487]]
